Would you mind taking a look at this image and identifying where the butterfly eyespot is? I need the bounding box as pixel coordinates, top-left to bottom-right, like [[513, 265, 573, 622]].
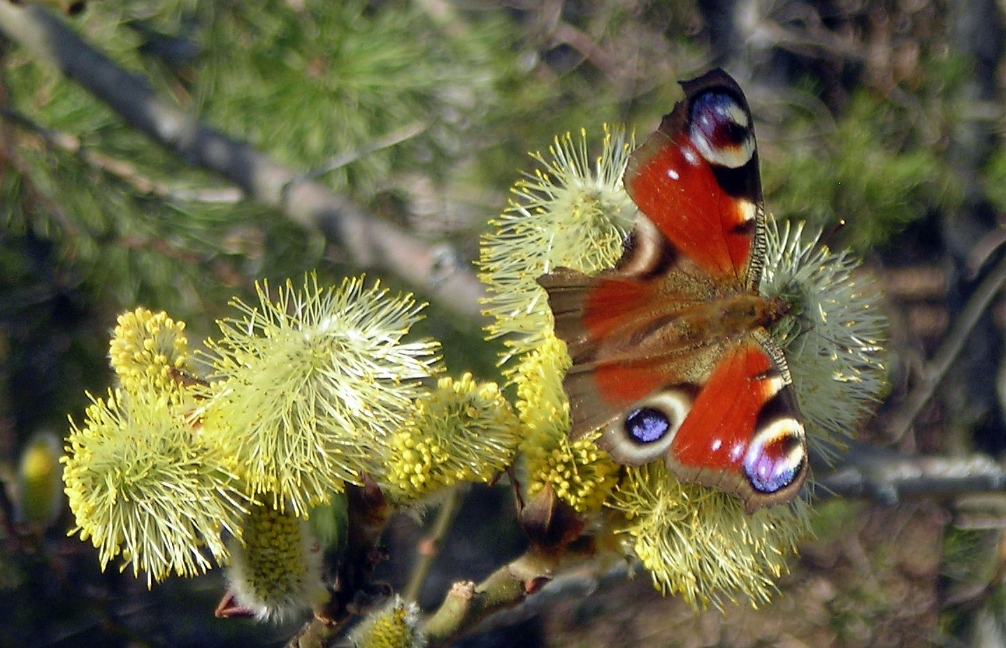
[[689, 91, 755, 169], [598, 389, 692, 466], [743, 418, 807, 495], [625, 407, 671, 443]]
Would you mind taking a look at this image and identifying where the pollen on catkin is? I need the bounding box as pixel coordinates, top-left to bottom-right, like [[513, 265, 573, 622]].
[[226, 501, 329, 622], [16, 431, 64, 529], [109, 307, 191, 400], [196, 273, 441, 517], [760, 219, 888, 459], [478, 126, 636, 368], [609, 462, 811, 608], [514, 334, 619, 513], [62, 390, 246, 586], [382, 373, 521, 502], [352, 597, 425, 648]]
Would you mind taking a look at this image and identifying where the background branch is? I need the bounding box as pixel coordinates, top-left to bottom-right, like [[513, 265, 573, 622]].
[[818, 444, 1006, 505], [0, 105, 244, 203], [0, 2, 486, 318], [886, 250, 1006, 440]]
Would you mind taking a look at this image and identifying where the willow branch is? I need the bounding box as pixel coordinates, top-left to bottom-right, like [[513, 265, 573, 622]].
[[0, 2, 487, 318], [285, 480, 393, 648], [476, 561, 634, 638], [886, 250, 1006, 440], [421, 546, 566, 647], [0, 105, 244, 203], [817, 445, 1006, 505], [402, 485, 465, 604]]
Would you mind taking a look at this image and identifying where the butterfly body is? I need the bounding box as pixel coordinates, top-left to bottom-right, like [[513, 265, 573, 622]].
[[538, 69, 808, 512]]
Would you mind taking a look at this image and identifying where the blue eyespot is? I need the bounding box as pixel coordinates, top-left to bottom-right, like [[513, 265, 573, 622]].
[[690, 91, 748, 147], [743, 439, 804, 494], [624, 407, 671, 444]]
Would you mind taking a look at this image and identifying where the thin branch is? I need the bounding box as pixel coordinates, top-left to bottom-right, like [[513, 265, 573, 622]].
[[286, 480, 394, 648], [0, 477, 18, 539], [468, 560, 632, 636], [817, 444, 1006, 505], [421, 546, 562, 647], [887, 250, 1006, 440], [402, 485, 465, 604], [304, 120, 429, 183], [0, 3, 487, 318], [551, 22, 620, 81], [739, 4, 867, 63], [0, 105, 243, 203]]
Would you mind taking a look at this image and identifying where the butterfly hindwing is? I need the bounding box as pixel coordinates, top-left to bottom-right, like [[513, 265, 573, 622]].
[[667, 333, 807, 511], [600, 334, 806, 512]]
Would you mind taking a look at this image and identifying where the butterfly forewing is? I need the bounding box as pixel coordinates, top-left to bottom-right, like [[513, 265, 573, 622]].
[[623, 69, 764, 292]]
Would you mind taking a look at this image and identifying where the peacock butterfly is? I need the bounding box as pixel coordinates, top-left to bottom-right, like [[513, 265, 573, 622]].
[[537, 69, 807, 513]]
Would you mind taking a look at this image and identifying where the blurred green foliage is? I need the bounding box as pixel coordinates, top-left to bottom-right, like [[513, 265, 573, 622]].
[[764, 89, 959, 253]]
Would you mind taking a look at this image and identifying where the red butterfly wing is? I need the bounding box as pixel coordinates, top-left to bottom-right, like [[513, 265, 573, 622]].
[[666, 334, 807, 512], [592, 333, 806, 513], [624, 69, 763, 290], [539, 267, 714, 437]]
